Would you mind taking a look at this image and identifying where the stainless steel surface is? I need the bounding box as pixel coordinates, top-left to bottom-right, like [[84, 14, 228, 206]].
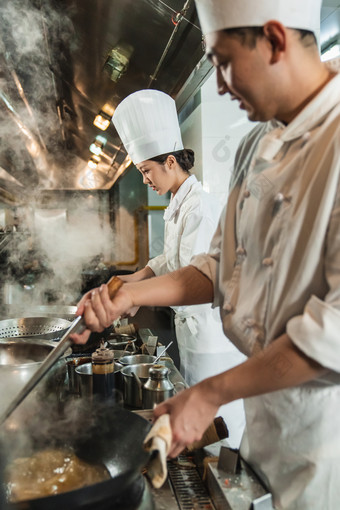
[[0, 316, 72, 340], [205, 456, 273, 510], [0, 315, 85, 424]]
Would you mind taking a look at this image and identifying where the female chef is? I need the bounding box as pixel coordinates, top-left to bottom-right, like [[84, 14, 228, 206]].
[[112, 89, 245, 447]]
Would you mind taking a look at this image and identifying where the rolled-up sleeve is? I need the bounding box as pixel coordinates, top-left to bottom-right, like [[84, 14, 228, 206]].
[[147, 253, 168, 277], [287, 161, 340, 373], [191, 215, 223, 308], [287, 296, 340, 372]]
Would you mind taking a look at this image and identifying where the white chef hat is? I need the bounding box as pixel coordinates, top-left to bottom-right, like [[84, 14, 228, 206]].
[[112, 89, 184, 165], [195, 0, 322, 36]]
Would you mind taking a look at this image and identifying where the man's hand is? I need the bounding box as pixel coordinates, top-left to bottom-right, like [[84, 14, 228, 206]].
[[153, 380, 220, 458], [71, 283, 135, 344]]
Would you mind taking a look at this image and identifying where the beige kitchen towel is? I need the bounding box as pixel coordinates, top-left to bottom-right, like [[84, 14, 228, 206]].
[[143, 414, 172, 488]]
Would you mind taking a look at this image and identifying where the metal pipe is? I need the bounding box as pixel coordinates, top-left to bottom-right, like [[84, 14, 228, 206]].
[[148, 0, 192, 87]]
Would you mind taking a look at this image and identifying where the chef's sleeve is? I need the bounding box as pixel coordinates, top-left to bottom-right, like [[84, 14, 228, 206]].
[[287, 171, 340, 373], [147, 253, 168, 277], [189, 208, 225, 309]]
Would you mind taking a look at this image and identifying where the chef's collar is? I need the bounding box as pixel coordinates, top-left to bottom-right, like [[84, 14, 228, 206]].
[[256, 73, 340, 161], [163, 174, 197, 221]]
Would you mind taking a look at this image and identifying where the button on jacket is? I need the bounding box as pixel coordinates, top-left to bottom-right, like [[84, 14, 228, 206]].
[[192, 73, 340, 509]]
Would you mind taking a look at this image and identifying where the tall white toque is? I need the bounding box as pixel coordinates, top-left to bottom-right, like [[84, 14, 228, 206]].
[[194, 0, 322, 36], [112, 89, 184, 165]]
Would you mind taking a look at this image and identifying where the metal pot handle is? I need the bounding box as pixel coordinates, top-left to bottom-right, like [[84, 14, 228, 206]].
[[132, 371, 143, 402], [173, 381, 186, 394]]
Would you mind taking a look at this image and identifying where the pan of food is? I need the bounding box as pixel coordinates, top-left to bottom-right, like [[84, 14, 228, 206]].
[[2, 404, 152, 509]]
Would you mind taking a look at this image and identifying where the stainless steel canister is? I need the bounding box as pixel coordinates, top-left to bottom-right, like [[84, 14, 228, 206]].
[[142, 364, 174, 409]]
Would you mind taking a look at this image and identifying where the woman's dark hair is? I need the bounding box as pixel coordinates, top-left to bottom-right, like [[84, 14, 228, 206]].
[[149, 149, 195, 173], [224, 27, 317, 49]]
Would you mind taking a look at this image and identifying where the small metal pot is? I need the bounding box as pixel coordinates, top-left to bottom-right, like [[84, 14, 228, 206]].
[[119, 354, 156, 366], [66, 356, 92, 394], [120, 363, 157, 408], [75, 362, 123, 400], [106, 333, 137, 350]]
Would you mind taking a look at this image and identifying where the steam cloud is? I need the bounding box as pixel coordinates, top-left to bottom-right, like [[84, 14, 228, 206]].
[[0, 0, 117, 307]]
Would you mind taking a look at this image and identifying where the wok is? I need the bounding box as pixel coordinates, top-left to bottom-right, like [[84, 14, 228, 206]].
[[4, 405, 151, 510]]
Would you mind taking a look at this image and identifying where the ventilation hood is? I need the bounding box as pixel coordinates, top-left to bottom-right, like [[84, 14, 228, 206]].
[[0, 0, 203, 192]]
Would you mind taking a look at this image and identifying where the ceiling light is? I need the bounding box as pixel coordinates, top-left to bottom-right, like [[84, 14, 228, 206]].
[[88, 155, 100, 169], [89, 136, 107, 156], [93, 110, 112, 131]]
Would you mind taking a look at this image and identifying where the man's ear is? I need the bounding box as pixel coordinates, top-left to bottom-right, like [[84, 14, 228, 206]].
[[263, 21, 286, 64]]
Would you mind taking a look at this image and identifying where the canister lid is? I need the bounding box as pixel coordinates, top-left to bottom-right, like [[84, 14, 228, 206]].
[[92, 343, 114, 364], [149, 364, 169, 380]]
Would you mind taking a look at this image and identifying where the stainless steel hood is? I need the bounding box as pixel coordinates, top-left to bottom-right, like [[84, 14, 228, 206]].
[[0, 0, 203, 193]]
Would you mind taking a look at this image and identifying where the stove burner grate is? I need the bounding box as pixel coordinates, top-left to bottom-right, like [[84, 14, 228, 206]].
[[168, 456, 215, 510]]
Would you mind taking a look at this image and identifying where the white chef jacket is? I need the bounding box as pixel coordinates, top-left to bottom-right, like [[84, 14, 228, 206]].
[[191, 72, 340, 509], [148, 174, 246, 447]]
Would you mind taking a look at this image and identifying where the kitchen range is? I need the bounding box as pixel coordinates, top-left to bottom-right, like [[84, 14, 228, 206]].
[[0, 309, 272, 510]]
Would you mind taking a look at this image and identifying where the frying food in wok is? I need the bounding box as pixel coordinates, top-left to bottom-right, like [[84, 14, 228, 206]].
[[5, 448, 110, 502]]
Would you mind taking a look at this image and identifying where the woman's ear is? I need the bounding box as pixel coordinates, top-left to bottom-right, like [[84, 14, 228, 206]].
[[166, 155, 177, 169], [263, 21, 286, 64]]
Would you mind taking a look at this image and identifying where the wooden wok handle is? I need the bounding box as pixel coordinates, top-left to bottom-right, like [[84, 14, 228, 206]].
[[186, 416, 229, 452], [106, 276, 123, 300]]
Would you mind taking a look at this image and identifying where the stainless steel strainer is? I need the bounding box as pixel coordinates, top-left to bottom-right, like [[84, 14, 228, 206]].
[[0, 317, 72, 341]]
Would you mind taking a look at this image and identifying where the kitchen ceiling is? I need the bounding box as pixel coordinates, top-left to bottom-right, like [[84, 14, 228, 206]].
[[0, 0, 203, 195], [0, 0, 339, 197]]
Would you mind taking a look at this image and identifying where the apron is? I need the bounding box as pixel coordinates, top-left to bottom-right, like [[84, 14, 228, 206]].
[[174, 305, 246, 449]]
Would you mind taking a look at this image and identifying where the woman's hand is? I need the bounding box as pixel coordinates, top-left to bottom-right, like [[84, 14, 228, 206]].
[[71, 283, 135, 344], [153, 380, 220, 458]]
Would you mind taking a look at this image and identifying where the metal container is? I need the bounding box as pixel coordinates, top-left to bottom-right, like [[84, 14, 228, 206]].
[[106, 333, 137, 350], [0, 317, 72, 341], [75, 362, 123, 400], [119, 354, 156, 366], [0, 338, 71, 417], [120, 363, 160, 408], [142, 364, 174, 409], [66, 356, 92, 394]]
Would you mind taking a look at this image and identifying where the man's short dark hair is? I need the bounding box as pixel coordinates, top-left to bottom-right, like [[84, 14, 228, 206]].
[[223, 27, 317, 49]]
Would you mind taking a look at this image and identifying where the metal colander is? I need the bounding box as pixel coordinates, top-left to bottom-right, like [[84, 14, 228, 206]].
[[0, 317, 72, 341]]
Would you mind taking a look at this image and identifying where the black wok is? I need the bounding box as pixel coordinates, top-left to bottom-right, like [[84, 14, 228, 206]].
[[4, 405, 152, 510]]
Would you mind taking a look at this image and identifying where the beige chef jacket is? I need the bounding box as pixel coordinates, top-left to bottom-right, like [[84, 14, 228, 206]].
[[191, 72, 340, 509]]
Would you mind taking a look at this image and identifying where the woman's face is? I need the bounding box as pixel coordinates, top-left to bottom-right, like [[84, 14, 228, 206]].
[[136, 159, 173, 195]]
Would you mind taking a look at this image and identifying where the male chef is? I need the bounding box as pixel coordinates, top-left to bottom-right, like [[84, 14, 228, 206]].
[[73, 0, 340, 507]]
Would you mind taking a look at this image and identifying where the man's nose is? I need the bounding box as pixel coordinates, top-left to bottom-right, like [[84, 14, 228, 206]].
[[216, 67, 229, 96]]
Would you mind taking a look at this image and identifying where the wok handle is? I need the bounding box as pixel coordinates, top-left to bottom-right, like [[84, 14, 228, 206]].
[[186, 416, 229, 452], [107, 276, 123, 299]]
